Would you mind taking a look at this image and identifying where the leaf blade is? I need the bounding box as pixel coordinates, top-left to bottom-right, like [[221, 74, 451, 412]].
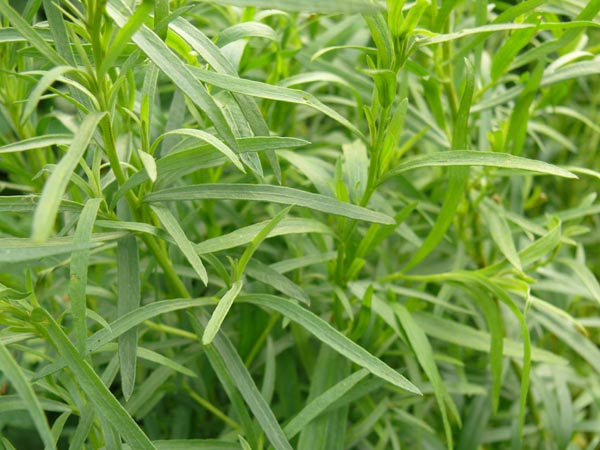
[[31, 112, 105, 242], [238, 294, 421, 394], [146, 184, 394, 225], [151, 205, 208, 285]]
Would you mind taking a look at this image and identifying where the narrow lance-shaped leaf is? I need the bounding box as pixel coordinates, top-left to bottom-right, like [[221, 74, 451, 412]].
[[556, 258, 600, 304], [203, 0, 383, 13], [297, 346, 350, 450], [115, 136, 307, 202], [21, 67, 78, 125], [194, 217, 331, 255], [246, 260, 310, 304], [146, 184, 394, 225], [30, 308, 156, 450], [481, 202, 523, 272], [202, 281, 244, 345], [106, 0, 238, 151], [188, 314, 260, 448], [98, 0, 153, 77], [284, 369, 369, 439], [0, 0, 64, 65], [238, 294, 421, 394], [187, 66, 364, 140], [385, 150, 577, 179], [41, 0, 75, 64], [393, 304, 459, 449], [208, 324, 293, 450], [169, 18, 281, 181], [237, 206, 292, 277], [69, 198, 102, 355], [476, 291, 505, 414], [402, 61, 474, 272], [410, 311, 565, 365], [151, 205, 208, 285], [507, 61, 544, 156], [202, 205, 292, 342], [0, 238, 98, 265], [415, 23, 535, 47], [34, 298, 217, 381], [0, 343, 56, 450], [0, 134, 72, 154], [474, 275, 531, 438], [32, 112, 105, 242], [117, 235, 140, 401], [217, 22, 277, 47], [151, 129, 244, 173]]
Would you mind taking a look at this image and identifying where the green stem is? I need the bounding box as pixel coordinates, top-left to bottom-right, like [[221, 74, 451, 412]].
[[244, 313, 279, 367]]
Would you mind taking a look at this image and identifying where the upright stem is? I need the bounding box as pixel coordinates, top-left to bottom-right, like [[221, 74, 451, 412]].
[[86, 2, 191, 300]]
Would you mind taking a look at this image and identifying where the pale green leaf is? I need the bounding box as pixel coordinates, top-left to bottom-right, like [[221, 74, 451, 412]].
[[32, 112, 105, 242], [146, 184, 394, 224]]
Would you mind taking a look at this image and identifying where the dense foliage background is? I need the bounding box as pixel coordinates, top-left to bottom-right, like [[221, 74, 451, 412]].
[[1, 0, 600, 449]]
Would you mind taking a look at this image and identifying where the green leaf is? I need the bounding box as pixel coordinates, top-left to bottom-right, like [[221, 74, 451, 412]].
[[0, 0, 64, 65], [195, 217, 331, 255], [30, 308, 156, 450], [146, 184, 394, 225], [0, 196, 83, 213], [106, 0, 238, 151], [42, 0, 76, 64], [364, 14, 394, 70], [151, 129, 244, 173], [190, 314, 260, 447], [246, 260, 310, 304], [67, 404, 95, 450], [139, 151, 158, 182], [0, 133, 70, 153], [507, 61, 544, 156], [217, 22, 276, 47], [342, 140, 368, 202], [237, 206, 292, 277], [135, 440, 242, 449], [115, 136, 307, 203], [412, 311, 564, 365], [386, 150, 577, 179], [97, 344, 197, 378], [202, 281, 244, 345], [200, 0, 383, 13], [401, 61, 474, 272], [34, 298, 215, 380], [194, 315, 293, 450], [0, 237, 99, 265], [393, 304, 458, 449], [151, 205, 208, 285], [69, 198, 102, 354], [284, 369, 369, 439], [238, 294, 421, 394], [297, 347, 350, 450], [415, 23, 535, 47], [117, 235, 141, 401], [98, 0, 153, 77], [187, 66, 364, 139], [0, 343, 56, 450], [21, 67, 79, 125], [31, 112, 105, 242], [556, 258, 600, 304], [481, 202, 522, 272]]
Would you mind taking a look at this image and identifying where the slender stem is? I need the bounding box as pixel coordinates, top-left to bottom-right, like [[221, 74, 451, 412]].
[[143, 321, 197, 339], [183, 381, 241, 429], [142, 234, 191, 298], [244, 313, 279, 367]]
